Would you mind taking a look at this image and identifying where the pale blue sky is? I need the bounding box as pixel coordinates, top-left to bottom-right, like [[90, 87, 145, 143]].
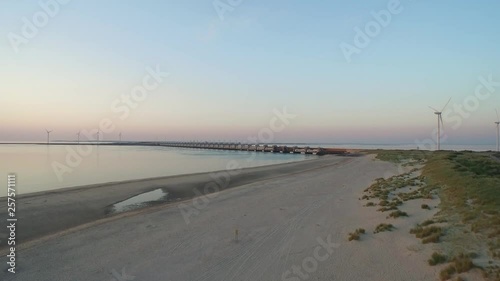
[[1, 0, 499, 144]]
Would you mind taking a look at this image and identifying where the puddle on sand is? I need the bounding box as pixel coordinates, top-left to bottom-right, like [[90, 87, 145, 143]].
[[111, 188, 168, 213]]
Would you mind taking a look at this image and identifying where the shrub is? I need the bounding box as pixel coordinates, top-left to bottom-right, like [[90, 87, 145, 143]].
[[422, 233, 441, 244], [410, 225, 443, 243], [440, 265, 456, 281], [388, 210, 408, 218], [438, 253, 475, 280], [365, 202, 375, 207], [421, 204, 431, 210], [374, 223, 394, 233], [421, 219, 435, 226], [428, 252, 447, 265], [379, 200, 389, 206], [453, 253, 474, 273], [348, 232, 360, 241], [348, 228, 366, 241]]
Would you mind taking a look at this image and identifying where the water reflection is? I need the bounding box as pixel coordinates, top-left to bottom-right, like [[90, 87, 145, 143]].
[[0, 144, 313, 196], [110, 188, 168, 213]]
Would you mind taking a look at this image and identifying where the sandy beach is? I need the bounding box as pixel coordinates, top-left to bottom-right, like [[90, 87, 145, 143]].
[[0, 154, 459, 280], [0, 155, 332, 249]]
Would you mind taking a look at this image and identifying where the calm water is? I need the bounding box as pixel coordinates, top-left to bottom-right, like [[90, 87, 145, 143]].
[[0, 144, 313, 196]]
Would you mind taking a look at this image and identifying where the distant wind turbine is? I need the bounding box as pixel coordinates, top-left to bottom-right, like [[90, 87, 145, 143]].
[[429, 97, 452, 151], [495, 109, 500, 152], [96, 129, 100, 144], [77, 131, 81, 144], [45, 129, 52, 145]]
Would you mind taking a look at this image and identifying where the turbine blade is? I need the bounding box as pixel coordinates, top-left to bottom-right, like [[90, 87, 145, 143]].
[[428, 106, 439, 112], [441, 97, 452, 111], [440, 114, 444, 130]]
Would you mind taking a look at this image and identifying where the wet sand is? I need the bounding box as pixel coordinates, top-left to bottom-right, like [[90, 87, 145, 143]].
[[0, 155, 346, 251]]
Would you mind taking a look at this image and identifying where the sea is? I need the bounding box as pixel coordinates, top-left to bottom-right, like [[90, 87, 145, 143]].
[[0, 142, 496, 197], [0, 143, 313, 196]]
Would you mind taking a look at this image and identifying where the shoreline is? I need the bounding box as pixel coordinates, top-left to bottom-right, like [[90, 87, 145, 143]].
[[1, 151, 493, 280], [1, 152, 443, 280], [0, 155, 353, 252], [5, 153, 321, 200]]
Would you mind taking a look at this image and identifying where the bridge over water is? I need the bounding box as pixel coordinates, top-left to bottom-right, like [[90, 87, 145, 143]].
[[156, 142, 347, 156]]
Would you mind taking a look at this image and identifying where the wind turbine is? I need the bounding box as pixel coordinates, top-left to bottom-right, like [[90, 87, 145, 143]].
[[429, 97, 451, 151], [495, 109, 500, 152], [77, 131, 81, 144], [96, 129, 100, 144], [45, 129, 52, 145]]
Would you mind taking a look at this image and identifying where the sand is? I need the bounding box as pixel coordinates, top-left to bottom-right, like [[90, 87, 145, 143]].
[[0, 155, 447, 280]]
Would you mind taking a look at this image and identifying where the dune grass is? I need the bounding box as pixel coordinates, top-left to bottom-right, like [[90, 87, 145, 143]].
[[388, 210, 408, 218], [369, 149, 500, 279], [429, 252, 447, 266], [348, 228, 366, 241], [374, 223, 394, 234], [438, 253, 475, 280], [410, 225, 443, 244]]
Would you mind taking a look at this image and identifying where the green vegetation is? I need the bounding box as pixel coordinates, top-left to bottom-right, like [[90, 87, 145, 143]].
[[374, 223, 394, 234], [439, 253, 475, 280], [440, 265, 456, 281], [429, 252, 447, 266], [421, 219, 435, 226], [410, 225, 443, 244], [368, 149, 500, 279], [424, 151, 500, 260], [388, 210, 408, 218], [348, 228, 366, 241], [421, 204, 431, 210], [370, 149, 427, 163]]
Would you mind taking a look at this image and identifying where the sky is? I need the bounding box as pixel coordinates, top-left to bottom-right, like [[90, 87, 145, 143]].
[[1, 0, 500, 145]]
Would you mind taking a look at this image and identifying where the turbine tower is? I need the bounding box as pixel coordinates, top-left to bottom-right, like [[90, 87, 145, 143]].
[[77, 131, 81, 144], [429, 97, 451, 151], [96, 129, 100, 144], [495, 109, 500, 152], [45, 129, 52, 145]]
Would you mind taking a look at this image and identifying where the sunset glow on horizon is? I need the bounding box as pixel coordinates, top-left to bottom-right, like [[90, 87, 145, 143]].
[[2, 0, 500, 145]]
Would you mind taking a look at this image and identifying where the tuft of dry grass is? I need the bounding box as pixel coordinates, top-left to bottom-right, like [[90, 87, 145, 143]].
[[421, 219, 435, 226], [428, 252, 447, 266], [374, 223, 394, 234], [452, 253, 474, 273], [348, 228, 366, 241], [440, 265, 456, 281], [388, 210, 408, 218], [438, 253, 475, 280], [410, 225, 443, 244]]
